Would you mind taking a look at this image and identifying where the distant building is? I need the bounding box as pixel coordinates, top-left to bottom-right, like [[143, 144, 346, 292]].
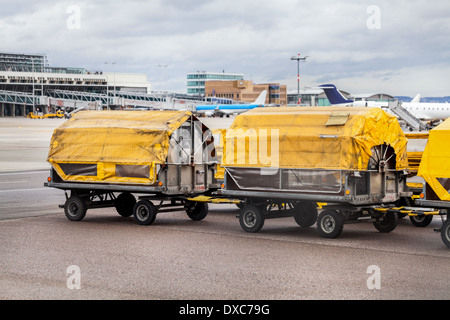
[[0, 52, 47, 73], [287, 89, 348, 106], [350, 93, 395, 104], [204, 80, 287, 105], [186, 71, 244, 95], [0, 52, 152, 116]]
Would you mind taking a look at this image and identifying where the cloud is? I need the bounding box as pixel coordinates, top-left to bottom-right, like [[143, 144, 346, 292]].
[[0, 0, 449, 95]]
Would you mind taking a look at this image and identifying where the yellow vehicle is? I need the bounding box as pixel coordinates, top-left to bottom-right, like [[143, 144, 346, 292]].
[[43, 110, 64, 119], [414, 118, 450, 247], [27, 110, 64, 119], [27, 112, 43, 119]]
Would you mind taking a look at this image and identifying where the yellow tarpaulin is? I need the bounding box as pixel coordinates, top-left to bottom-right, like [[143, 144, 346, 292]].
[[222, 107, 408, 171], [212, 128, 226, 180], [48, 110, 192, 184], [418, 118, 450, 201]]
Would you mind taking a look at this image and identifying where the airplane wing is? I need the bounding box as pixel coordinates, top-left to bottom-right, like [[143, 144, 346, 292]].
[[209, 105, 222, 116], [213, 107, 235, 116]]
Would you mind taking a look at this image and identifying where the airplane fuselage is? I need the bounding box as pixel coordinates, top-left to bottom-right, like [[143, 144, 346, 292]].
[[195, 104, 262, 116], [402, 102, 450, 120]]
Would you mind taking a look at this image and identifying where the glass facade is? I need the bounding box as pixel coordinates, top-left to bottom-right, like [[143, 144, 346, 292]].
[[0, 53, 90, 75], [0, 53, 47, 72], [187, 72, 244, 95]]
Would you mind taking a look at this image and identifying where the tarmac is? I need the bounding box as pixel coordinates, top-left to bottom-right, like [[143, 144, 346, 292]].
[[0, 117, 63, 172], [2, 114, 447, 302]]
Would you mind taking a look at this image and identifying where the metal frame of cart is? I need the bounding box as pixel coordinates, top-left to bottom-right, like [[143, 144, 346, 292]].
[[217, 161, 411, 238]]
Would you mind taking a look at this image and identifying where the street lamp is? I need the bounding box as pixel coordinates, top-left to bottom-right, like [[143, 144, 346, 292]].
[[32, 58, 35, 113], [158, 64, 168, 92], [291, 54, 308, 105], [105, 61, 116, 108]]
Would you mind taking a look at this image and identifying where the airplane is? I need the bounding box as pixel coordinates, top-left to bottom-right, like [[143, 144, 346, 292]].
[[319, 84, 450, 121], [194, 90, 267, 117], [401, 96, 450, 120], [318, 84, 388, 108]]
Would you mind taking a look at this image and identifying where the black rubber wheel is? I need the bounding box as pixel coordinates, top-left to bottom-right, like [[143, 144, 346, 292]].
[[373, 212, 398, 233], [294, 202, 318, 227], [441, 219, 450, 248], [133, 200, 157, 226], [64, 196, 87, 221], [409, 214, 433, 227], [239, 205, 265, 233], [115, 192, 136, 217], [185, 202, 208, 221], [317, 209, 343, 238]]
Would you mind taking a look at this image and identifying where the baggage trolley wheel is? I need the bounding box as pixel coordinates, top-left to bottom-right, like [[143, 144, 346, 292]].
[[373, 212, 398, 233], [317, 209, 343, 238], [409, 214, 433, 227], [133, 200, 157, 226], [115, 192, 136, 217], [294, 201, 318, 228], [239, 205, 265, 233], [441, 219, 450, 248], [185, 201, 208, 221], [64, 196, 87, 221]]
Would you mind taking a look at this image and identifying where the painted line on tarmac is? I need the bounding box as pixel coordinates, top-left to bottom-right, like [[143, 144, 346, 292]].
[[0, 180, 28, 184], [0, 188, 51, 193], [0, 170, 48, 176]]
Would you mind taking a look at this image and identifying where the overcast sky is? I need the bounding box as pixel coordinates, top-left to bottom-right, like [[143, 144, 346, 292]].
[[1, 0, 449, 96]]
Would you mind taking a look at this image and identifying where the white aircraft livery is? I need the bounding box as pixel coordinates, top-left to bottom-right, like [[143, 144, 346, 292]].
[[402, 97, 450, 120], [318, 84, 388, 108], [319, 84, 450, 120]]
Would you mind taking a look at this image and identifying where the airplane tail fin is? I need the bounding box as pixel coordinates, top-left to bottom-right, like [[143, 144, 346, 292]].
[[411, 93, 421, 103], [253, 90, 267, 105], [318, 84, 354, 105]]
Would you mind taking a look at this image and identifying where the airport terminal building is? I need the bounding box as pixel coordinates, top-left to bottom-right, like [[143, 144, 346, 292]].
[[187, 71, 287, 105], [186, 71, 244, 95], [0, 52, 152, 117], [204, 80, 287, 105]]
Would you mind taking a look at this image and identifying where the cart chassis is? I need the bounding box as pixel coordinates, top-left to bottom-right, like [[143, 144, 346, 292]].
[[413, 199, 450, 248], [46, 169, 213, 226]]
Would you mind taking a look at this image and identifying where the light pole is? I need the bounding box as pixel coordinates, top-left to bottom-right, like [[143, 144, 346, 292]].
[[105, 61, 116, 108], [291, 54, 308, 105], [158, 64, 168, 92], [32, 58, 35, 114]]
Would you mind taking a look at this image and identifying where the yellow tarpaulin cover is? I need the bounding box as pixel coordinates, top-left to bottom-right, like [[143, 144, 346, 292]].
[[48, 110, 192, 184], [418, 118, 450, 200], [222, 107, 408, 171], [212, 128, 226, 180]]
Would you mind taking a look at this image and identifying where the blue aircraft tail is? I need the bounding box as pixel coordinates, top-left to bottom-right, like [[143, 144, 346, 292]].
[[319, 84, 354, 105]]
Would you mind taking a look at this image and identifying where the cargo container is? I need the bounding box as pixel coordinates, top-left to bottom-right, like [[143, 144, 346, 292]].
[[45, 110, 218, 225], [217, 107, 411, 237]]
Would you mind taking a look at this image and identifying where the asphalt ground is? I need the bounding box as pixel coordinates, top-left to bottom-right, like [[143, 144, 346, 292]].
[[0, 116, 448, 302]]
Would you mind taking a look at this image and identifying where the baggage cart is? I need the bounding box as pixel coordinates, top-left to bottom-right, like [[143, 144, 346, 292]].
[[45, 110, 219, 225], [411, 118, 450, 247], [217, 107, 412, 238]]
